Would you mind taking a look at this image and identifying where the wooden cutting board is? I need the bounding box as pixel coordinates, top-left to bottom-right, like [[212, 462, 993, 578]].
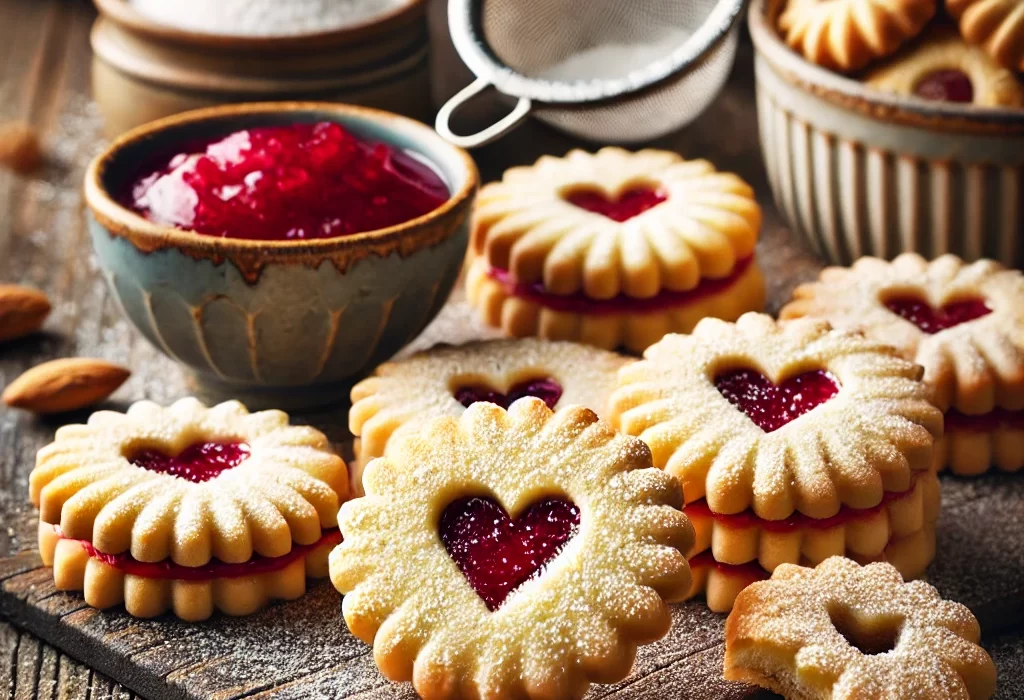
[[2, 293, 1024, 700]]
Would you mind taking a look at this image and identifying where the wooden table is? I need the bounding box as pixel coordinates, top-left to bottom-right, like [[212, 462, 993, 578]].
[[1, 1, 1022, 698]]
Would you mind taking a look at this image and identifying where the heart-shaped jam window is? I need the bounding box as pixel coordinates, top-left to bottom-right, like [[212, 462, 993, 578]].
[[884, 297, 991, 334], [454, 378, 563, 411], [129, 441, 250, 483], [565, 186, 667, 222], [715, 369, 839, 433], [914, 70, 973, 104], [439, 496, 580, 611]]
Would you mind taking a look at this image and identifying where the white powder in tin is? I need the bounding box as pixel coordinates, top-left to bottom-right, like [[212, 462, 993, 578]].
[[129, 0, 408, 37], [537, 29, 691, 82]]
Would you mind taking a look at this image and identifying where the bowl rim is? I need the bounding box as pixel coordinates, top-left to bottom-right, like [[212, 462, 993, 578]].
[[748, 0, 1024, 131], [92, 0, 426, 51], [84, 101, 479, 267]]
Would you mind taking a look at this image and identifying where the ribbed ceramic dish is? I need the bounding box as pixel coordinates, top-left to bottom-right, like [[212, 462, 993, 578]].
[[749, 0, 1024, 267], [84, 102, 477, 408], [90, 0, 431, 137]]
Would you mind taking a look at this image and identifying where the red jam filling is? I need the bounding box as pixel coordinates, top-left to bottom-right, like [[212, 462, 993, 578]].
[[914, 70, 974, 104], [565, 186, 667, 222], [53, 525, 341, 581], [454, 378, 563, 411], [126, 122, 449, 240], [487, 255, 753, 315], [715, 369, 839, 433], [884, 296, 991, 334], [946, 407, 1024, 432], [439, 496, 580, 611], [129, 441, 250, 483], [688, 551, 768, 581], [685, 473, 921, 532]]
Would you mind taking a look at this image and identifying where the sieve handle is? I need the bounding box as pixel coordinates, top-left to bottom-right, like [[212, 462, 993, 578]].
[[435, 78, 532, 149]]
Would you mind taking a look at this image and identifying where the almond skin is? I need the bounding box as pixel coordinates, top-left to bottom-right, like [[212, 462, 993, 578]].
[[0, 284, 51, 343], [0, 121, 42, 174], [3, 358, 130, 414]]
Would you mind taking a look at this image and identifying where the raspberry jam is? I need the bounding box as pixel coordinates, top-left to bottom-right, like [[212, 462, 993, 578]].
[[688, 550, 767, 583], [565, 186, 668, 222], [55, 525, 340, 580], [453, 378, 563, 411], [439, 496, 580, 611], [126, 122, 449, 240], [884, 297, 991, 334], [488, 255, 753, 315], [129, 441, 250, 483], [946, 407, 1024, 432], [715, 369, 839, 433], [685, 473, 920, 530], [914, 70, 974, 103]]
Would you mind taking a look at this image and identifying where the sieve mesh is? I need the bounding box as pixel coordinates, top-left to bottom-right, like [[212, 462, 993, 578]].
[[437, 0, 746, 146]]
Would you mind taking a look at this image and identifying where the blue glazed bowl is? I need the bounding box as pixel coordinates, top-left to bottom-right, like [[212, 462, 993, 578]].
[[85, 102, 477, 407]]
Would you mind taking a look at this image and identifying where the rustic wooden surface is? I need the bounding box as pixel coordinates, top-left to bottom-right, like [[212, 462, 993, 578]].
[[1, 1, 1023, 698]]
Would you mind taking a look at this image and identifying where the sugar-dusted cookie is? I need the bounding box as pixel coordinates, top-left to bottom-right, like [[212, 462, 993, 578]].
[[330, 399, 693, 700], [948, 0, 1024, 70], [30, 398, 348, 621], [864, 27, 1024, 107], [781, 253, 1024, 475], [725, 557, 996, 699], [466, 147, 765, 354], [777, 0, 936, 72], [348, 338, 630, 492], [609, 313, 942, 611]]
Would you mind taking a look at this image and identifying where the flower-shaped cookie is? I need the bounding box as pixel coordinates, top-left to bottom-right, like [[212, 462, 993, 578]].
[[330, 399, 694, 700], [782, 254, 1024, 414], [349, 339, 630, 475], [466, 147, 765, 353], [781, 254, 1024, 475], [610, 313, 943, 521], [725, 557, 996, 699], [864, 27, 1024, 107], [948, 0, 1024, 70], [778, 0, 936, 72], [31, 398, 348, 620]]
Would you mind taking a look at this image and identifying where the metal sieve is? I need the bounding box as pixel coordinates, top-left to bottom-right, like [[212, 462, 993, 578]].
[[435, 0, 748, 147]]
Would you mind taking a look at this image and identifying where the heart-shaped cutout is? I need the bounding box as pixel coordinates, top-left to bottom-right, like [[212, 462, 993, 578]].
[[454, 378, 563, 411], [440, 496, 580, 611], [715, 369, 839, 433], [565, 186, 667, 222], [884, 297, 991, 334], [129, 441, 250, 483]]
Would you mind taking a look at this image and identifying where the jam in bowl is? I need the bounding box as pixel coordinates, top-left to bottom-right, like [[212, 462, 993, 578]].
[[85, 103, 478, 407]]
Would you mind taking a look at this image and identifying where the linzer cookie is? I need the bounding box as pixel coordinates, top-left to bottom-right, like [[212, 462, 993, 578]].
[[465, 148, 765, 354], [864, 27, 1024, 107], [609, 313, 943, 611], [330, 399, 694, 700], [348, 338, 630, 494], [30, 398, 349, 621], [781, 254, 1024, 475], [725, 557, 996, 699], [777, 0, 936, 72]]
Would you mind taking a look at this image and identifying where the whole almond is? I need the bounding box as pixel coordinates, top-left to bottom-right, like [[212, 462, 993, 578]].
[[0, 284, 51, 343], [0, 121, 41, 174], [3, 358, 130, 414]]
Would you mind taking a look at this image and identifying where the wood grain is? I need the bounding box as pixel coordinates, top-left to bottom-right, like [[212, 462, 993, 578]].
[[0, 1, 1021, 699]]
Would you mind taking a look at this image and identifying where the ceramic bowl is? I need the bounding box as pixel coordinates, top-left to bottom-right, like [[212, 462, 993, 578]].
[[90, 0, 431, 138], [85, 102, 478, 408], [749, 0, 1024, 266]]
